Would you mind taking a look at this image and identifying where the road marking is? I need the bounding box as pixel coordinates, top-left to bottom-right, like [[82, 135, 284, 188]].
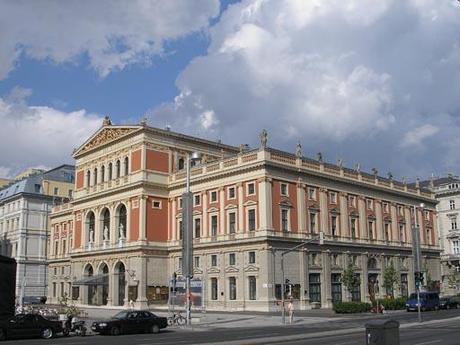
[[414, 341, 442, 345]]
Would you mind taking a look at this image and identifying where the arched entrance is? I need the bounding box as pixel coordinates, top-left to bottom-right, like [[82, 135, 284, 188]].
[[98, 263, 109, 305], [84, 264, 96, 305], [114, 262, 126, 306]]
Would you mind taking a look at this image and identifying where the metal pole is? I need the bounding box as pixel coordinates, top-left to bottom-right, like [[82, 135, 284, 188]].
[[186, 155, 191, 327], [413, 205, 422, 323], [281, 254, 285, 324]]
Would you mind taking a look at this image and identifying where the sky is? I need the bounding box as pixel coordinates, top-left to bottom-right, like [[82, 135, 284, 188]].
[[0, 0, 459, 182]]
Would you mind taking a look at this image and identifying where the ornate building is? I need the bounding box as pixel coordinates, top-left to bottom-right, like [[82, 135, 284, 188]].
[[48, 118, 441, 311]]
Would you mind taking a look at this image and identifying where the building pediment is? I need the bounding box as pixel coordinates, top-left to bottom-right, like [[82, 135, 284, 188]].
[[207, 267, 220, 274], [73, 125, 141, 157], [243, 200, 257, 207], [225, 204, 238, 210], [193, 268, 203, 275], [244, 265, 259, 273], [225, 266, 239, 273]]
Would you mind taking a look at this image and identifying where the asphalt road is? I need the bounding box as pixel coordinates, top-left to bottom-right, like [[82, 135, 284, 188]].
[[3, 309, 460, 345]]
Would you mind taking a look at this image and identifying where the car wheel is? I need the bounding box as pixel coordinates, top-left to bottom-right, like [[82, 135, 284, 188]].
[[110, 327, 120, 336], [40, 327, 53, 339], [151, 324, 160, 334], [0, 328, 6, 341]]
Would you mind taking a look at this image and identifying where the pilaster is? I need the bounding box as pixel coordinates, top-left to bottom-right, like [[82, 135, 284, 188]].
[[297, 182, 306, 233], [138, 196, 147, 242], [258, 177, 273, 230]]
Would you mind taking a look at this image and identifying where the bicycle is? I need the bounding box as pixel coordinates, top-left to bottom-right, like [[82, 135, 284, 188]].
[[167, 312, 186, 326]]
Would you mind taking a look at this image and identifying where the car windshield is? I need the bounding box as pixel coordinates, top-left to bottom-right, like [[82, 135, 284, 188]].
[[113, 311, 130, 320], [409, 293, 418, 300]]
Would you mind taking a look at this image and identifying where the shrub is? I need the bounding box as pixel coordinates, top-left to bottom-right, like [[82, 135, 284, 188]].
[[377, 297, 406, 310], [333, 302, 372, 314]]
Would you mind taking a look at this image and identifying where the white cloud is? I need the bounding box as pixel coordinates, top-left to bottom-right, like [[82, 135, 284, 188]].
[[0, 0, 220, 79], [0, 87, 102, 176], [401, 124, 439, 148], [149, 0, 460, 178], [200, 110, 219, 130]]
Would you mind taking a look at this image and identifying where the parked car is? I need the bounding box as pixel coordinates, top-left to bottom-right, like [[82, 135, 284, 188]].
[[22, 296, 46, 305], [439, 296, 460, 309], [91, 310, 168, 336], [0, 314, 63, 340], [406, 292, 440, 311]]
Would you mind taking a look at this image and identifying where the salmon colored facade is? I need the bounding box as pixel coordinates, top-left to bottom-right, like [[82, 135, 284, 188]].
[[47, 118, 441, 311]]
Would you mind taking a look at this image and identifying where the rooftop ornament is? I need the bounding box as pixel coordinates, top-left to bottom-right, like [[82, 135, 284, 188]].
[[317, 152, 323, 163], [102, 116, 112, 126], [295, 141, 302, 158], [259, 129, 268, 149]]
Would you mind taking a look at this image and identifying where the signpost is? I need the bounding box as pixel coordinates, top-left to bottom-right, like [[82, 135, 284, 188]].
[[411, 205, 423, 323]]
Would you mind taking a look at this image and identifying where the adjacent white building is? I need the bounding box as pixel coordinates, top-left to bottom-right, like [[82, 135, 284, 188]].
[[420, 175, 460, 294], [0, 165, 74, 300]]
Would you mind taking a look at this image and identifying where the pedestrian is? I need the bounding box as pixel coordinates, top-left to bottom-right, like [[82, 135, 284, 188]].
[[288, 298, 294, 324], [129, 299, 134, 310]]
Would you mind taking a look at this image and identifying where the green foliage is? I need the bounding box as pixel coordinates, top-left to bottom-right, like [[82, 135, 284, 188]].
[[447, 271, 460, 288], [377, 297, 406, 310], [57, 293, 82, 318], [342, 262, 360, 293], [382, 263, 400, 297], [333, 302, 372, 314]]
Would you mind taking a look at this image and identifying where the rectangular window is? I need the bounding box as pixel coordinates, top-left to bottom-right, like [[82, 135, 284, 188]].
[[62, 240, 66, 254], [53, 283, 57, 297], [34, 184, 41, 193], [350, 218, 357, 239], [331, 273, 342, 304], [329, 192, 337, 204], [211, 278, 218, 300], [351, 274, 361, 302], [247, 182, 255, 196], [211, 254, 217, 267], [210, 191, 218, 203], [453, 240, 460, 254], [229, 277, 237, 300], [280, 183, 288, 196], [152, 201, 161, 209], [384, 223, 390, 241], [248, 251, 256, 264], [281, 209, 289, 231], [248, 276, 256, 300], [400, 274, 408, 297], [54, 187, 59, 195], [310, 212, 317, 233], [368, 220, 374, 239], [194, 195, 201, 206], [248, 209, 256, 231], [194, 256, 200, 268], [450, 200, 456, 210], [179, 220, 183, 240], [308, 188, 316, 200], [348, 196, 356, 208], [228, 187, 236, 199], [178, 198, 183, 209], [310, 253, 318, 266], [211, 215, 218, 237], [309, 273, 321, 303], [398, 205, 404, 216], [331, 215, 337, 237], [178, 257, 182, 270], [399, 224, 405, 242], [54, 241, 59, 255], [229, 212, 236, 234], [60, 282, 65, 297], [229, 253, 236, 265], [366, 199, 373, 209], [194, 218, 201, 238], [452, 218, 458, 230]]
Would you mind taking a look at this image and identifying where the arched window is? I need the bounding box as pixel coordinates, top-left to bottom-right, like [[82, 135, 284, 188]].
[[178, 158, 185, 170], [86, 170, 91, 187], [94, 168, 98, 185], [124, 157, 129, 176], [117, 205, 127, 240], [101, 165, 105, 182], [102, 208, 110, 241], [86, 212, 95, 244], [116, 160, 121, 178], [368, 257, 378, 270], [108, 163, 113, 180]]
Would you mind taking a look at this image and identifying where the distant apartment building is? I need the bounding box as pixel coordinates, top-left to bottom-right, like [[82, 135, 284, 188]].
[[0, 165, 75, 300], [420, 175, 460, 294], [47, 118, 441, 311]]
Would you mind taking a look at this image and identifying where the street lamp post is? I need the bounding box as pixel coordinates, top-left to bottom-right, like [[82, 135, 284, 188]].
[[182, 152, 201, 327], [412, 203, 424, 323]]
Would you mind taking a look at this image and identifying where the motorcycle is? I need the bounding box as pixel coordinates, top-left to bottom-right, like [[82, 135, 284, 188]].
[[63, 316, 87, 336]]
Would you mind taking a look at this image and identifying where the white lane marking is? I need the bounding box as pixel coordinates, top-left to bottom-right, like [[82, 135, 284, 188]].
[[414, 341, 442, 345]]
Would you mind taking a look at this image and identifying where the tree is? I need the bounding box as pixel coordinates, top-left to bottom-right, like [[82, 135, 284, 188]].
[[383, 262, 399, 298], [447, 270, 460, 289], [342, 262, 360, 300]]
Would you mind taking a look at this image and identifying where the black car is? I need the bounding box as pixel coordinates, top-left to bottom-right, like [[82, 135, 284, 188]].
[[91, 310, 168, 335], [0, 314, 63, 340], [439, 296, 460, 309]]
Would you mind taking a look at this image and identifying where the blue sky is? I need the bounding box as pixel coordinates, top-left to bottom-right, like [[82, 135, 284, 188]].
[[1, 0, 460, 180]]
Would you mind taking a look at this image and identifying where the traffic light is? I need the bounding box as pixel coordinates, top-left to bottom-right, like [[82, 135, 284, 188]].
[[414, 272, 424, 288]]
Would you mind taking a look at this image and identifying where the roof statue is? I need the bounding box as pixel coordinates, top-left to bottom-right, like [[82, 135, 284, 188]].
[[337, 158, 343, 168], [317, 152, 323, 163], [259, 129, 268, 148], [387, 172, 393, 180], [371, 168, 378, 176], [355, 163, 361, 173], [140, 117, 148, 127], [102, 115, 112, 126], [295, 141, 302, 158]]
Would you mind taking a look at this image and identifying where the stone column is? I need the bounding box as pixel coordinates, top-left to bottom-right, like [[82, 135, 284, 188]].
[[237, 183, 244, 233], [375, 200, 383, 241], [139, 196, 147, 242], [126, 200, 132, 242], [202, 193, 208, 238], [136, 257, 148, 308], [219, 188, 225, 235], [322, 251, 332, 308], [390, 204, 398, 242], [171, 199, 177, 241], [358, 197, 367, 239], [361, 254, 369, 302], [258, 177, 273, 231], [94, 209, 101, 247], [297, 183, 306, 233], [110, 206, 117, 246], [319, 189, 329, 235], [107, 273, 114, 306], [339, 193, 348, 237]]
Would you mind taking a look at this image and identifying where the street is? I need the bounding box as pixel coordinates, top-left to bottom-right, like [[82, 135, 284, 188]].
[[3, 309, 460, 345]]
